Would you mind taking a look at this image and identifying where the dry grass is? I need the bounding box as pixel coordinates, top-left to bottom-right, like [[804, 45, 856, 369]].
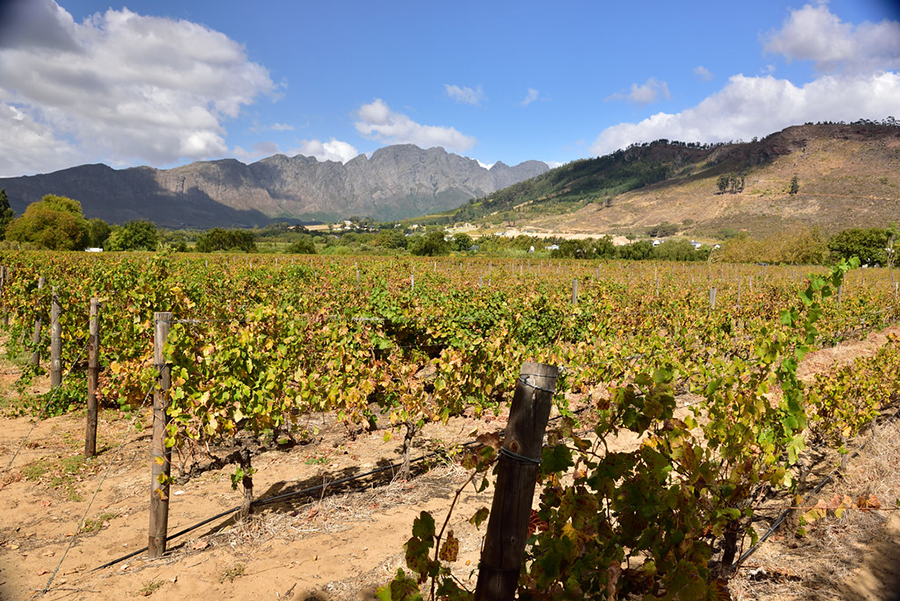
[[179, 462, 474, 553], [516, 126, 900, 238], [731, 415, 900, 600]]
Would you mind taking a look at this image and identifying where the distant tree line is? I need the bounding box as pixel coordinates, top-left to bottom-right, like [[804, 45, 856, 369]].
[[0, 192, 254, 253], [716, 225, 896, 266], [2, 191, 896, 268]]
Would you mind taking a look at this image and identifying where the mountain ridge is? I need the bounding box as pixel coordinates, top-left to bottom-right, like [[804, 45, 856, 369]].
[[0, 146, 549, 227], [449, 122, 900, 238]]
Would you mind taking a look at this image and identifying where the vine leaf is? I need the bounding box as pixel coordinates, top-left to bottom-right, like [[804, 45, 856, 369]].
[[439, 530, 459, 562]]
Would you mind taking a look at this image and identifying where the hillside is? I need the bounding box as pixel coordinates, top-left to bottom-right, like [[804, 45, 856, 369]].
[[0, 146, 548, 228], [452, 122, 900, 238]]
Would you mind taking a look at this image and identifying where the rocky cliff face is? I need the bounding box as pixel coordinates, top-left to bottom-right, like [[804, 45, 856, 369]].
[[0, 146, 549, 227]]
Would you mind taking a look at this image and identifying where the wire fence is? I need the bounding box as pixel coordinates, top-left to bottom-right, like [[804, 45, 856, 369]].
[[3, 336, 91, 473], [40, 386, 155, 595]]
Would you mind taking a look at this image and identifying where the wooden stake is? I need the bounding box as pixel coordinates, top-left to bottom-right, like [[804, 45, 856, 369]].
[[148, 312, 173, 558], [30, 276, 45, 367], [50, 289, 62, 388], [0, 266, 7, 327], [474, 361, 558, 600], [85, 298, 100, 458]]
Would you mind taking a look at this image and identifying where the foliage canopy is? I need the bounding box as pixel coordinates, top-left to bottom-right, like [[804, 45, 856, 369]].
[[0, 189, 14, 239], [105, 220, 159, 251], [5, 194, 90, 250], [195, 228, 257, 253], [828, 228, 890, 266]]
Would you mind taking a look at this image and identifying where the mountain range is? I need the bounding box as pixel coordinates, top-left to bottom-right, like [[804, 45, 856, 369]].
[[3, 122, 898, 237], [0, 145, 549, 227]]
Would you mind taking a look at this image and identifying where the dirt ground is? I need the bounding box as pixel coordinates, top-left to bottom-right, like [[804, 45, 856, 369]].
[[0, 327, 898, 600]]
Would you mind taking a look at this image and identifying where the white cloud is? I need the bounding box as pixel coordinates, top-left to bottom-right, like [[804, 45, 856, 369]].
[[296, 138, 359, 163], [232, 142, 281, 163], [606, 78, 671, 105], [764, 3, 900, 73], [445, 84, 484, 105], [521, 88, 539, 106], [0, 0, 275, 176], [354, 99, 476, 151], [0, 102, 82, 176], [590, 72, 900, 156], [232, 138, 358, 164], [693, 66, 714, 82]]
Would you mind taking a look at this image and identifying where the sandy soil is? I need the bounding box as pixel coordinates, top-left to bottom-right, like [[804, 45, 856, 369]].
[[0, 326, 898, 600], [0, 395, 507, 600]]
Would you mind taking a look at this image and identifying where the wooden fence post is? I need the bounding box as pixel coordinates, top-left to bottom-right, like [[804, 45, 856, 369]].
[[85, 298, 101, 458], [571, 278, 578, 306], [709, 287, 717, 310], [50, 289, 62, 388], [474, 361, 558, 600], [148, 312, 173, 558], [0, 266, 7, 328], [30, 276, 45, 367]]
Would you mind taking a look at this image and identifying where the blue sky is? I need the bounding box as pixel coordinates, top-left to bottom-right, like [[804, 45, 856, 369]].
[[0, 0, 898, 177]]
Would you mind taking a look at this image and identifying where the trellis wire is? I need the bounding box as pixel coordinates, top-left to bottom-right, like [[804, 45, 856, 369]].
[[39, 386, 155, 596], [4, 336, 91, 472]]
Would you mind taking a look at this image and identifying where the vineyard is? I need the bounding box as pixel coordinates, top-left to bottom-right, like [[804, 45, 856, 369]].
[[0, 252, 899, 600]]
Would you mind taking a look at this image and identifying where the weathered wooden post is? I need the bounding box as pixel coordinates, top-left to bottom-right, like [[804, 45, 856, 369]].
[[474, 361, 558, 600], [571, 278, 578, 306], [148, 312, 173, 558], [30, 276, 46, 367], [0, 265, 7, 327], [85, 298, 101, 458], [50, 289, 62, 388], [709, 286, 717, 310]]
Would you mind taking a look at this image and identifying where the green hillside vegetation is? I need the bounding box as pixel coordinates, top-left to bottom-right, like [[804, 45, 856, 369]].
[[430, 120, 900, 240], [449, 142, 707, 224]]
